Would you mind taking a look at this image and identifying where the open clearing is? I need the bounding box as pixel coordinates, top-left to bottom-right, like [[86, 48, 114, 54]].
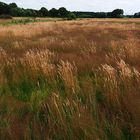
[[0, 19, 140, 139]]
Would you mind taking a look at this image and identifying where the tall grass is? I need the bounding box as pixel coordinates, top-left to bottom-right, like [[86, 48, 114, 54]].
[[0, 19, 140, 139]]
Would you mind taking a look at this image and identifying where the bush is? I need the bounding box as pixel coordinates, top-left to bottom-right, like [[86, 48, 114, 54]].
[[67, 13, 77, 20], [134, 12, 140, 18], [0, 14, 12, 19], [79, 14, 93, 18]]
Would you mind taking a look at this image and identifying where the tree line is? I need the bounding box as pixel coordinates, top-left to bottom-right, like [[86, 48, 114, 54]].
[[74, 9, 124, 18], [0, 1, 139, 18], [134, 12, 140, 18], [0, 2, 71, 17]]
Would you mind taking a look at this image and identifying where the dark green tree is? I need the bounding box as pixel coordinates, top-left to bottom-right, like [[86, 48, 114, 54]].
[[10, 8, 25, 16], [49, 8, 58, 17], [0, 2, 10, 15], [39, 7, 49, 17], [58, 7, 69, 17], [23, 9, 37, 17], [111, 9, 124, 18], [9, 3, 18, 9], [134, 12, 140, 18]]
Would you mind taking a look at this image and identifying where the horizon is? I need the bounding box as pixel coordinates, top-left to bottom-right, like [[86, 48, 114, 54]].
[[1, 0, 140, 15]]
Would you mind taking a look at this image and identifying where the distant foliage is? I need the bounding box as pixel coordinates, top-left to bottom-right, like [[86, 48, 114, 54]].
[[111, 9, 124, 18], [134, 12, 140, 18], [0, 1, 137, 18], [0, 1, 69, 18], [74, 9, 124, 18], [39, 7, 49, 17], [49, 8, 59, 17], [0, 2, 10, 15], [67, 12, 77, 20], [58, 7, 69, 17], [0, 14, 12, 19]]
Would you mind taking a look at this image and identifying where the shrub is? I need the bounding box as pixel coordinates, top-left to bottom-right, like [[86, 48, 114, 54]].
[[0, 14, 12, 19], [67, 12, 77, 20]]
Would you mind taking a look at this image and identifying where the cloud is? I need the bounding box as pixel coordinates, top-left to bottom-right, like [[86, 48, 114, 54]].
[[1, 0, 140, 14]]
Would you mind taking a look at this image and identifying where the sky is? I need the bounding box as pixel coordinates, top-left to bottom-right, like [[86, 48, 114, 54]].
[[1, 0, 140, 15]]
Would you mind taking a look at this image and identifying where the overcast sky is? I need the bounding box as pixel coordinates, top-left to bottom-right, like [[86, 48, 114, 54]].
[[1, 0, 140, 14]]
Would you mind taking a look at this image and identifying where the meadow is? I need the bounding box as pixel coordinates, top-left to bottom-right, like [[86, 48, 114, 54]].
[[0, 18, 140, 140]]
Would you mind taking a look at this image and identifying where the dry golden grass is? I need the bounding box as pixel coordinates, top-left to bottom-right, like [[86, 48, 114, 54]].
[[0, 18, 140, 139]]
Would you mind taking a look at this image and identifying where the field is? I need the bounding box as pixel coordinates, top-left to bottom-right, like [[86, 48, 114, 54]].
[[0, 18, 140, 139], [0, 17, 64, 26]]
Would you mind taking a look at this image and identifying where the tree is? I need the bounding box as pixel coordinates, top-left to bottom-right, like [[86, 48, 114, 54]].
[[49, 8, 58, 17], [11, 7, 25, 17], [134, 12, 140, 18], [39, 7, 49, 17], [0, 2, 10, 15], [58, 7, 69, 17], [111, 9, 124, 18], [9, 3, 17, 9], [24, 9, 38, 17]]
